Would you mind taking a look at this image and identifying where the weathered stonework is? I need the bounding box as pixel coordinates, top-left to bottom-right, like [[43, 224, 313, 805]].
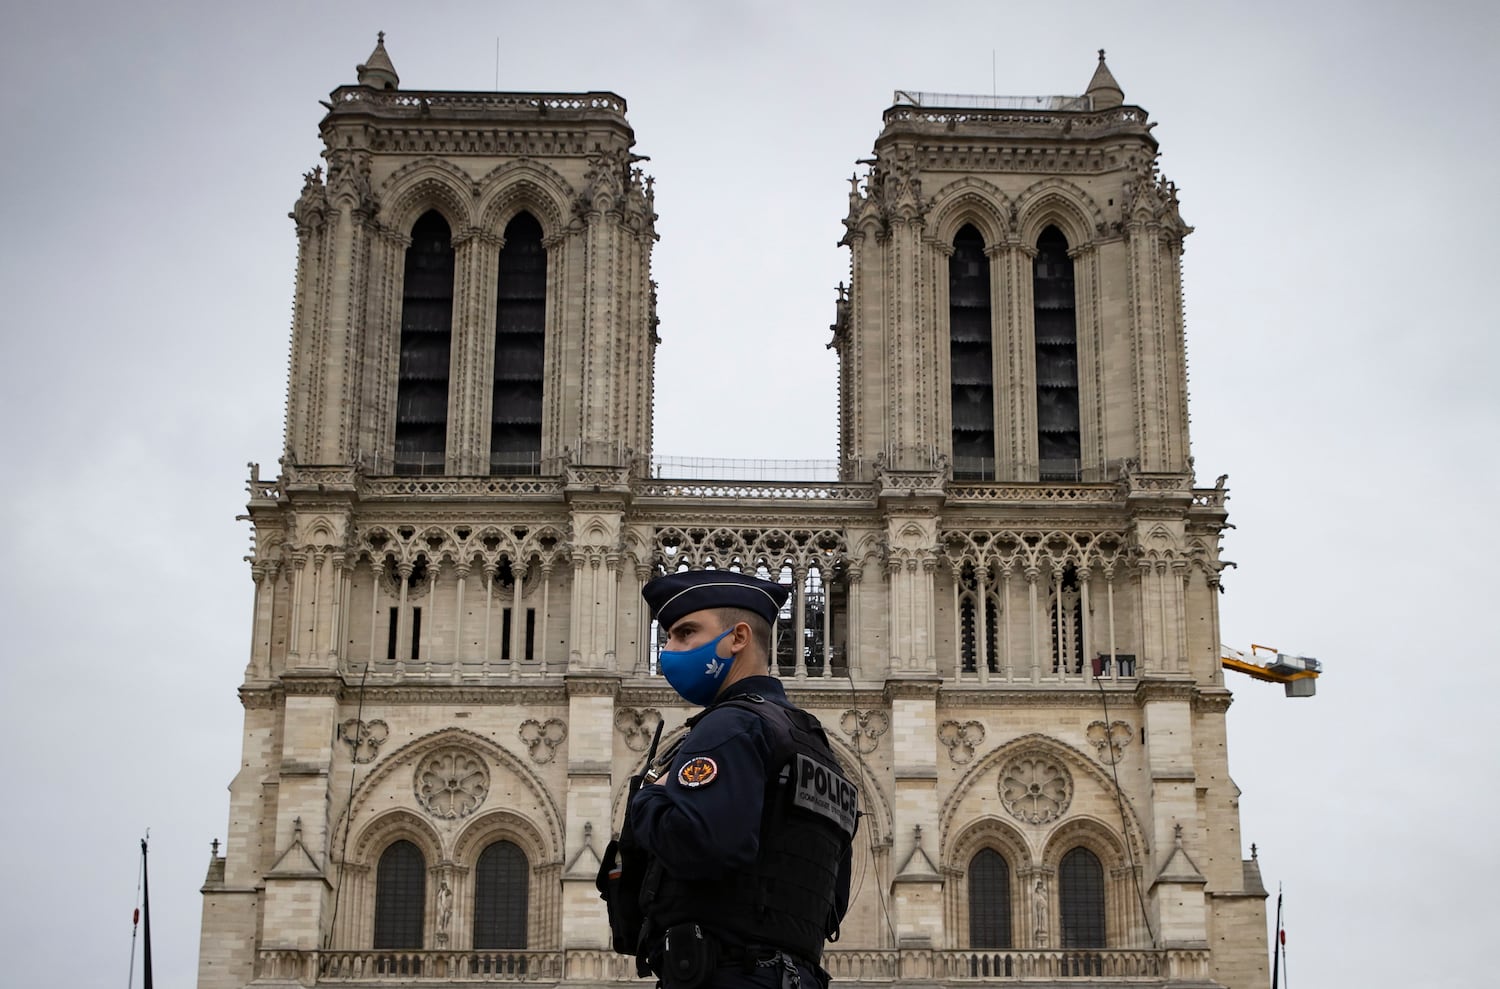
[[200, 40, 1265, 989]]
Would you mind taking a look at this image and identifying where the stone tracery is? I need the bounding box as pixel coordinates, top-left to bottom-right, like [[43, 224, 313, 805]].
[[414, 747, 490, 819], [338, 718, 389, 764], [518, 718, 568, 764], [840, 709, 890, 754], [614, 707, 662, 752], [1086, 720, 1132, 764], [939, 719, 986, 764], [998, 751, 1074, 825]]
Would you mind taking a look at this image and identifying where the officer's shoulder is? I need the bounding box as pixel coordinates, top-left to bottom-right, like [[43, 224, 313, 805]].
[[700, 696, 771, 726], [691, 696, 776, 742]]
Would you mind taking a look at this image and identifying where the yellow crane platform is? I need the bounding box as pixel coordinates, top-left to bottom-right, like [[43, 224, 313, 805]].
[[1222, 644, 1321, 697]]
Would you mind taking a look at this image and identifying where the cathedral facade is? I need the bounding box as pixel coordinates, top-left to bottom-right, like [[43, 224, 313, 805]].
[[198, 37, 1268, 989]]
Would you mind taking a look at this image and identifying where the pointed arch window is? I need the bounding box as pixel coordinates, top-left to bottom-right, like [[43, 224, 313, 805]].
[[492, 213, 546, 475], [1059, 847, 1106, 948], [473, 840, 529, 949], [395, 211, 455, 476], [968, 848, 1012, 948], [958, 565, 999, 674], [1049, 564, 1084, 675], [373, 839, 426, 949], [950, 225, 995, 481], [1033, 226, 1080, 481], [771, 561, 797, 677], [803, 565, 829, 676]]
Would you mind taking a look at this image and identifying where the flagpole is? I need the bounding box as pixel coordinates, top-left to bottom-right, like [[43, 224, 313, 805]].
[[128, 839, 144, 989], [1280, 902, 1289, 989], [141, 837, 154, 989], [1270, 884, 1282, 989]]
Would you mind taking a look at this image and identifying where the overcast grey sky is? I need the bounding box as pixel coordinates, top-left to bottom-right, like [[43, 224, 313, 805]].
[[2, 1, 1496, 986]]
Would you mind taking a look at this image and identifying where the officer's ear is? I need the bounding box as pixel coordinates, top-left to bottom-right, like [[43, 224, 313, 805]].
[[728, 620, 754, 656]]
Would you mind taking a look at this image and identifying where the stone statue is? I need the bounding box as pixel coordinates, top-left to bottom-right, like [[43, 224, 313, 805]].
[[436, 879, 453, 938], [1033, 879, 1049, 943]]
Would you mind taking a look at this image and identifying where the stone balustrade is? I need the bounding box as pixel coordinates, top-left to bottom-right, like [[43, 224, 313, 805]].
[[882, 104, 1149, 136], [329, 87, 628, 117], [256, 947, 1211, 984], [634, 480, 878, 502], [360, 659, 561, 682], [246, 462, 1226, 510], [361, 477, 566, 499]]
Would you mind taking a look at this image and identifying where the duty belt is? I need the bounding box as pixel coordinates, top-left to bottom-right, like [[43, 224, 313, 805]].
[[717, 943, 815, 973]]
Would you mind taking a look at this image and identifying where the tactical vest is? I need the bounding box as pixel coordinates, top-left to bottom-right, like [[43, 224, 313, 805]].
[[640, 696, 858, 963]]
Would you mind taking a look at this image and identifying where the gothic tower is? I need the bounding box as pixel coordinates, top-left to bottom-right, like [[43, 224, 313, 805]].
[[200, 42, 1267, 989], [827, 51, 1266, 988]]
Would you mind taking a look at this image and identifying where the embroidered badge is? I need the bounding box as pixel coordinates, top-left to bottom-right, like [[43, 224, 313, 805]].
[[677, 756, 719, 788]]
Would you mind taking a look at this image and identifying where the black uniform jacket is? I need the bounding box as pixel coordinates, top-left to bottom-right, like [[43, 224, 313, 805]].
[[629, 675, 853, 912]]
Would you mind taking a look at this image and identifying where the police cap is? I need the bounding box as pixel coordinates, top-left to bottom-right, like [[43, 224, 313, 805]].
[[642, 569, 790, 631]]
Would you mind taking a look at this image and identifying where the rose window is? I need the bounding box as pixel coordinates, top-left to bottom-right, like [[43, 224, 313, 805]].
[[414, 748, 490, 820], [998, 753, 1073, 824]]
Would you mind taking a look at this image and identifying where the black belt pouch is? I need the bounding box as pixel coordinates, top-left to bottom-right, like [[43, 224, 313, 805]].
[[662, 923, 719, 989]]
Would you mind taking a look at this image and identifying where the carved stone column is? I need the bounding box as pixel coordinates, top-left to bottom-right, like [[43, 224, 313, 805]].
[[540, 562, 555, 673], [996, 244, 1038, 479], [847, 565, 864, 678], [448, 228, 501, 475], [482, 562, 498, 671], [1070, 243, 1105, 477], [395, 561, 413, 669], [307, 552, 324, 667], [367, 559, 384, 666], [246, 562, 276, 681], [1078, 565, 1094, 680], [793, 565, 808, 678], [999, 566, 1013, 681], [423, 561, 440, 665], [633, 563, 653, 676], [510, 562, 527, 677], [453, 564, 469, 663], [287, 552, 308, 666], [885, 556, 902, 674], [1025, 565, 1040, 682]]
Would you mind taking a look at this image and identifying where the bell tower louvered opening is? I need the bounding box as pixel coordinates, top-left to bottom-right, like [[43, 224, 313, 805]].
[[950, 224, 996, 481], [394, 210, 455, 475], [1033, 226, 1080, 481], [492, 212, 545, 475]]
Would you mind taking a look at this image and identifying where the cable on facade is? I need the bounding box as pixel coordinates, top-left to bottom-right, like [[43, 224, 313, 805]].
[[1095, 675, 1158, 948], [325, 661, 372, 951], [843, 662, 897, 948]]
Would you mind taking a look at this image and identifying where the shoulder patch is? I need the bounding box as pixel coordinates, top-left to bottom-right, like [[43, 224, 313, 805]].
[[791, 753, 858, 837], [677, 756, 719, 788]]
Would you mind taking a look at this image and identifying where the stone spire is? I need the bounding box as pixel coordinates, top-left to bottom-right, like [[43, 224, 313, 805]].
[[1085, 49, 1123, 109], [356, 31, 399, 91]]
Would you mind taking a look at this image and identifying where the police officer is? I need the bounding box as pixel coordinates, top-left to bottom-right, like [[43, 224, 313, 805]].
[[630, 569, 856, 989]]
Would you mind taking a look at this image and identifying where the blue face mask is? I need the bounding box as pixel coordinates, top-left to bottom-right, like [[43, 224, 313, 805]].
[[659, 627, 737, 706]]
